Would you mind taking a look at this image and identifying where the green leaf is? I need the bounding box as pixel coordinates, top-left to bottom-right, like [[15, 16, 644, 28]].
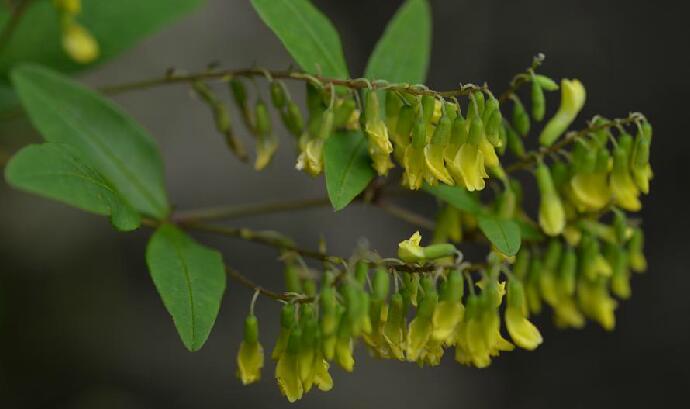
[[424, 184, 482, 214], [477, 216, 521, 256], [515, 218, 545, 241], [364, 0, 432, 84], [146, 224, 226, 351], [5, 143, 141, 231], [250, 0, 349, 79], [11, 64, 169, 219], [0, 0, 204, 78], [324, 130, 375, 210]]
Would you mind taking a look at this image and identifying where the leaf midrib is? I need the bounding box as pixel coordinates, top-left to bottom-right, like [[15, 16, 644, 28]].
[[333, 136, 368, 206], [170, 234, 197, 348]]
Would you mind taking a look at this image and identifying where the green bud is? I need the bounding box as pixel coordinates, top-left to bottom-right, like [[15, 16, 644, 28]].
[[281, 101, 304, 137], [473, 91, 485, 115], [505, 121, 526, 157], [513, 248, 531, 280], [544, 239, 563, 271], [281, 304, 296, 328], [507, 279, 526, 311], [270, 81, 286, 109], [333, 97, 356, 128], [365, 90, 381, 122], [244, 314, 260, 344], [411, 110, 427, 148], [254, 100, 271, 136], [467, 114, 484, 145], [421, 95, 436, 124], [558, 247, 577, 296], [485, 109, 503, 147], [533, 74, 559, 91], [628, 227, 646, 273], [512, 97, 530, 136], [441, 269, 464, 303], [396, 105, 416, 141], [531, 79, 546, 121], [230, 79, 248, 110], [450, 115, 468, 146], [283, 263, 302, 294], [306, 82, 325, 113], [303, 279, 317, 297], [431, 115, 452, 145], [372, 267, 390, 301], [318, 108, 334, 140]]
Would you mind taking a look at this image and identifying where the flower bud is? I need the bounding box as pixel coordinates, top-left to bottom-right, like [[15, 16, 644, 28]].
[[533, 74, 559, 91], [505, 121, 526, 157], [283, 262, 302, 294], [270, 81, 287, 109], [281, 101, 304, 137], [61, 21, 99, 64], [192, 81, 246, 160], [272, 303, 296, 360], [372, 267, 390, 302], [536, 162, 566, 236], [229, 79, 254, 129], [610, 145, 641, 211], [558, 246, 577, 296], [506, 280, 543, 350], [253, 100, 278, 170], [513, 248, 531, 280], [531, 79, 546, 121], [539, 79, 586, 146], [54, 0, 81, 14], [511, 97, 530, 136], [456, 114, 489, 191], [333, 97, 357, 128], [385, 91, 403, 131], [406, 278, 438, 361], [424, 114, 454, 185]]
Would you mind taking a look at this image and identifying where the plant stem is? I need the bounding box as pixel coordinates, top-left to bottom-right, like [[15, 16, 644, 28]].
[[376, 201, 435, 231], [173, 197, 331, 223], [505, 112, 644, 173], [226, 265, 313, 303], [100, 67, 488, 98], [0, 0, 33, 53]]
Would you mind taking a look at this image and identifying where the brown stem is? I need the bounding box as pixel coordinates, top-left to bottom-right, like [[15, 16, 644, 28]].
[[505, 112, 644, 173], [0, 0, 33, 53], [173, 197, 331, 223]]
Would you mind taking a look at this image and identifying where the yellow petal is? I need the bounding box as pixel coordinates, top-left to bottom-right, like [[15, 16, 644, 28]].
[[457, 143, 487, 192], [505, 307, 543, 350], [275, 353, 304, 403], [424, 144, 455, 185], [236, 342, 264, 385], [571, 171, 611, 210], [610, 169, 641, 211], [539, 191, 565, 236], [62, 23, 99, 64]]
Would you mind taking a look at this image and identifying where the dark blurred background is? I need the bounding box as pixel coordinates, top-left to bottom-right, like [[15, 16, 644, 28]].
[[1, 0, 688, 408]]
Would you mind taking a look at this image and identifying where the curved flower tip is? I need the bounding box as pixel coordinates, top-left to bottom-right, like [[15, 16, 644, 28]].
[[432, 301, 464, 342], [457, 143, 488, 192], [539, 191, 566, 236], [570, 172, 611, 210], [506, 307, 543, 350], [610, 171, 642, 211], [538, 79, 586, 146], [296, 138, 324, 176], [424, 144, 455, 185], [398, 231, 424, 262], [403, 145, 427, 190]]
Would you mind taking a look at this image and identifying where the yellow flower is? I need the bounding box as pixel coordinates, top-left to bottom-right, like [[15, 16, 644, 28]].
[[479, 137, 499, 167], [62, 22, 99, 64], [570, 171, 611, 211], [295, 137, 325, 176], [457, 143, 488, 191], [254, 136, 279, 171], [610, 147, 642, 211], [577, 279, 617, 331], [432, 300, 464, 343], [335, 335, 355, 372], [311, 356, 333, 392], [505, 307, 543, 350], [539, 79, 586, 146], [275, 352, 303, 402], [424, 143, 454, 185], [236, 341, 264, 385], [236, 315, 264, 385], [275, 328, 304, 402], [403, 144, 428, 190], [383, 294, 406, 360], [398, 231, 425, 262]]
